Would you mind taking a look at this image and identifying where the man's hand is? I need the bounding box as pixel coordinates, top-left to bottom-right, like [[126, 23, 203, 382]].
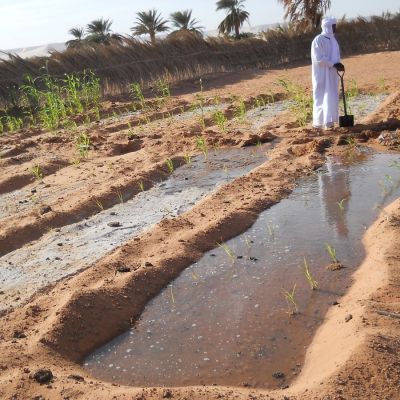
[[334, 62, 345, 71]]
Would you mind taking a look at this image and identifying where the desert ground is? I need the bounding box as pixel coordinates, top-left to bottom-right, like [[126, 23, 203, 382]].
[[0, 50, 400, 399]]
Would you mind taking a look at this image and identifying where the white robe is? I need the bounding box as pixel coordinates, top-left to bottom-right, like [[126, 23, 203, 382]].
[[311, 18, 341, 127]]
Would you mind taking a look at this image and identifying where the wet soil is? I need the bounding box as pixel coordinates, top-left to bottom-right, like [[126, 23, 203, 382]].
[[0, 51, 399, 400], [0, 144, 272, 312], [84, 151, 400, 389]]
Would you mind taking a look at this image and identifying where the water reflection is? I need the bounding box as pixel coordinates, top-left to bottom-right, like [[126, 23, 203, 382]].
[[85, 152, 400, 389]]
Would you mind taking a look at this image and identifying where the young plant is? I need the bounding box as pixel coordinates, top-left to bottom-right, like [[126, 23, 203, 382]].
[[170, 285, 176, 305], [243, 234, 252, 248], [346, 78, 360, 100], [196, 135, 208, 160], [76, 131, 90, 159], [378, 76, 388, 93], [165, 158, 174, 173], [213, 110, 227, 132], [303, 257, 318, 290], [276, 77, 312, 127], [138, 180, 145, 191], [337, 198, 346, 211], [31, 164, 43, 181], [325, 243, 338, 263], [254, 97, 266, 108], [235, 98, 247, 121], [283, 284, 298, 315], [155, 79, 171, 106], [2, 115, 24, 133], [94, 198, 104, 210], [217, 241, 235, 260], [184, 152, 192, 164], [126, 122, 137, 139], [130, 82, 146, 110], [63, 73, 84, 114]]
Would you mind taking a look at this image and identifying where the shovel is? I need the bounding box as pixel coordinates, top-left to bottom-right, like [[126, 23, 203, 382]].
[[337, 70, 354, 127]]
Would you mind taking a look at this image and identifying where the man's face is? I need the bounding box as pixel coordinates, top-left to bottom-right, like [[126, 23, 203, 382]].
[[332, 24, 337, 34]]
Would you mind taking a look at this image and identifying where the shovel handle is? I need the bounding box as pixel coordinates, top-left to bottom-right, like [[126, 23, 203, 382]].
[[337, 69, 345, 78], [337, 69, 349, 116]]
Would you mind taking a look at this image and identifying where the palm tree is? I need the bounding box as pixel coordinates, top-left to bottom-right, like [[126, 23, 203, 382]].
[[66, 27, 85, 49], [216, 0, 250, 39], [131, 9, 169, 45], [170, 10, 204, 36], [277, 0, 331, 30], [86, 18, 123, 45]]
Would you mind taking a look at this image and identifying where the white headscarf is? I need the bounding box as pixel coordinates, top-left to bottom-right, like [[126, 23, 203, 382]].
[[321, 17, 337, 37]]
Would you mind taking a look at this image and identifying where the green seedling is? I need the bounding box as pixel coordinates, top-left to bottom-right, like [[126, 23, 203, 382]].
[[31, 165, 43, 181], [184, 152, 192, 164], [325, 243, 338, 263], [130, 82, 146, 110], [165, 158, 174, 173], [346, 78, 360, 99], [76, 131, 90, 159], [283, 284, 298, 315], [170, 285, 175, 304], [92, 106, 100, 121], [138, 180, 145, 191], [244, 234, 252, 248], [378, 76, 388, 93], [155, 79, 171, 106], [1, 115, 24, 133], [337, 198, 346, 211], [127, 122, 137, 139], [276, 77, 312, 127], [213, 110, 227, 132], [196, 136, 208, 159], [235, 98, 247, 121], [94, 198, 104, 211], [303, 257, 318, 290], [254, 97, 266, 108], [191, 270, 199, 280], [213, 95, 222, 105], [217, 242, 235, 259]]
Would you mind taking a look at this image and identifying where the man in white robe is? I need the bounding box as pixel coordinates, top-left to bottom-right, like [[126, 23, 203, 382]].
[[311, 17, 345, 129]]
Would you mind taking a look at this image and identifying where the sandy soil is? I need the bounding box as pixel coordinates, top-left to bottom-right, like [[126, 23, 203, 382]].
[[0, 51, 400, 399]]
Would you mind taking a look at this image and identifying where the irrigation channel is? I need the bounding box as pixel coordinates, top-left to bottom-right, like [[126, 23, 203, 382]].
[[0, 144, 272, 313], [85, 150, 400, 389]]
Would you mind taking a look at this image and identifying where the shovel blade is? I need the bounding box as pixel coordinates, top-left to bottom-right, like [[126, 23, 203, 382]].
[[339, 115, 354, 127]]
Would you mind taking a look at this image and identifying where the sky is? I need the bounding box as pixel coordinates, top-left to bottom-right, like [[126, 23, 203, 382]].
[[0, 0, 399, 50]]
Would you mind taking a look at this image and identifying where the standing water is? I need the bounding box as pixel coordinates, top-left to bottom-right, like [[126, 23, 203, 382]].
[[0, 144, 272, 313], [85, 150, 400, 389]]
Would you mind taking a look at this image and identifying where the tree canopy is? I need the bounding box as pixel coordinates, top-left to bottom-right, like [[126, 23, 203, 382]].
[[216, 0, 250, 39], [131, 9, 170, 44]]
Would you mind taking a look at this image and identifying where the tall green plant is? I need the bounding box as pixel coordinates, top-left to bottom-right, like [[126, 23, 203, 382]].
[[277, 77, 313, 127]]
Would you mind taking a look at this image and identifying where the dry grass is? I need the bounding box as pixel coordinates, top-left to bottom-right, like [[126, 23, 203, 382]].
[[0, 12, 399, 109]]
